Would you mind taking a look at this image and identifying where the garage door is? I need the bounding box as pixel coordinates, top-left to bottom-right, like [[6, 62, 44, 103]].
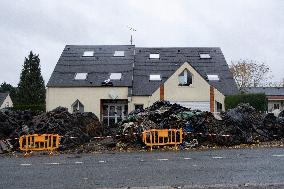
[[170, 101, 210, 112]]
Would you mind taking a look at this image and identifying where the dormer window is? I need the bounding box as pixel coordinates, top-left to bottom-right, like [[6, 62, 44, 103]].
[[114, 51, 125, 57], [75, 73, 88, 80], [199, 53, 211, 59], [149, 74, 161, 81], [110, 73, 122, 80], [207, 74, 219, 81], [150, 53, 160, 59], [83, 51, 94, 57], [178, 69, 192, 86]]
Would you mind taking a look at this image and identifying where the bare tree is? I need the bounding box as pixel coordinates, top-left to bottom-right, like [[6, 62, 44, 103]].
[[230, 60, 272, 90]]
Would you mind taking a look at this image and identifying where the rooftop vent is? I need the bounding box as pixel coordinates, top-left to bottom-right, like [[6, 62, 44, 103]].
[[149, 74, 161, 81], [114, 51, 125, 57], [207, 74, 219, 81], [200, 53, 211, 59], [110, 73, 122, 80], [83, 51, 94, 57], [75, 73, 88, 80], [150, 53, 160, 59]]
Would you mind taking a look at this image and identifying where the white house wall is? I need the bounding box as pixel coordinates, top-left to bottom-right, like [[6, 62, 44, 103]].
[[137, 62, 225, 111], [46, 62, 226, 118], [46, 87, 129, 117], [0, 94, 13, 109], [163, 62, 211, 101]]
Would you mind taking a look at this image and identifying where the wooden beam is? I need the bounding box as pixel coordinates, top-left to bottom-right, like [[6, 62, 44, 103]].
[[210, 86, 214, 112], [160, 84, 164, 101]]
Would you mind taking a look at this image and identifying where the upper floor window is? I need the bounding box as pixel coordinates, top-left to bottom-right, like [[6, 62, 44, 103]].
[[110, 73, 122, 80], [178, 69, 192, 86], [199, 53, 211, 59], [149, 74, 161, 81], [114, 51, 125, 57], [207, 74, 219, 81], [83, 51, 94, 57], [75, 73, 88, 80], [150, 53, 160, 59]]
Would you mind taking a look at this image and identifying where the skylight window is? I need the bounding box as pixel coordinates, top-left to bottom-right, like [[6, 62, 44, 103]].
[[75, 73, 88, 80], [200, 53, 211, 59], [114, 51, 125, 57], [149, 74, 161, 81], [207, 74, 219, 81], [150, 53, 160, 59], [83, 51, 94, 57], [110, 73, 122, 80]]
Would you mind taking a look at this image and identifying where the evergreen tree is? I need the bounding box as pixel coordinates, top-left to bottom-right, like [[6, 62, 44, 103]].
[[17, 51, 45, 108]]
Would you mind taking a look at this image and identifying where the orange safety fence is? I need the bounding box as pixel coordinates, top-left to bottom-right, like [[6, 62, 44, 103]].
[[142, 128, 183, 150], [19, 134, 60, 155]]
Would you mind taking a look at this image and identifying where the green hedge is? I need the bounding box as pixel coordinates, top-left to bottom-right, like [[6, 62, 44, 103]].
[[225, 93, 267, 111], [12, 104, 46, 112]]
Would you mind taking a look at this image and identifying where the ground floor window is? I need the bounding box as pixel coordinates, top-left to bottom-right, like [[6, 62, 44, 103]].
[[274, 103, 280, 110], [101, 100, 128, 126], [215, 101, 223, 112], [72, 100, 84, 113], [134, 104, 144, 110]]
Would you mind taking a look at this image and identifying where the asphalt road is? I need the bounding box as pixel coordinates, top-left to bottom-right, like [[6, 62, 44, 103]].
[[1, 147, 284, 189]]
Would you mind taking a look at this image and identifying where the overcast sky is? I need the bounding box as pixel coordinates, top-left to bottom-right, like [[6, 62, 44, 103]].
[[0, 0, 283, 86]]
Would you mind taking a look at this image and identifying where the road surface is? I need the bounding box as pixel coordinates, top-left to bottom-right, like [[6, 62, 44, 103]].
[[1, 147, 284, 188]]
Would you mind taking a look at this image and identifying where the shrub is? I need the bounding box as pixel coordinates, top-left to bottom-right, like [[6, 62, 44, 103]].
[[12, 104, 45, 112], [225, 93, 267, 111]]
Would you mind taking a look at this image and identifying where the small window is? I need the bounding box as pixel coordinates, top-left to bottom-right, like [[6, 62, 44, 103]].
[[150, 53, 160, 59], [207, 75, 219, 81], [110, 73, 122, 80], [83, 51, 94, 57], [178, 69, 192, 86], [114, 51, 125, 57], [200, 53, 211, 59], [274, 104, 280, 110], [72, 100, 84, 113], [149, 74, 161, 81], [75, 73, 88, 80], [215, 101, 223, 112], [134, 104, 144, 110]]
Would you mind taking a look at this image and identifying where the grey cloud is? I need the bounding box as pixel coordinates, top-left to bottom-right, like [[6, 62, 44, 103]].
[[0, 0, 283, 86]]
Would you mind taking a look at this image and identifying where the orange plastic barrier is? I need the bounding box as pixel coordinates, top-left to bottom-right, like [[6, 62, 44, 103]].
[[142, 128, 183, 150], [19, 134, 60, 155]]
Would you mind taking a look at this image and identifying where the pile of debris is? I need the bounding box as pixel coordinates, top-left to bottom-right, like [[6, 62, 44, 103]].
[[0, 107, 102, 152], [1, 101, 284, 154], [118, 101, 284, 147]]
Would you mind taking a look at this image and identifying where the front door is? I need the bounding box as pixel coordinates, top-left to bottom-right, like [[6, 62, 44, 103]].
[[102, 103, 128, 126]]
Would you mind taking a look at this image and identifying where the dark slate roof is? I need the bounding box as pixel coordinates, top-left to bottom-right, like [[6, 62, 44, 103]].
[[133, 47, 238, 96], [0, 93, 9, 106], [47, 45, 238, 96], [47, 45, 135, 87], [243, 87, 284, 96]]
